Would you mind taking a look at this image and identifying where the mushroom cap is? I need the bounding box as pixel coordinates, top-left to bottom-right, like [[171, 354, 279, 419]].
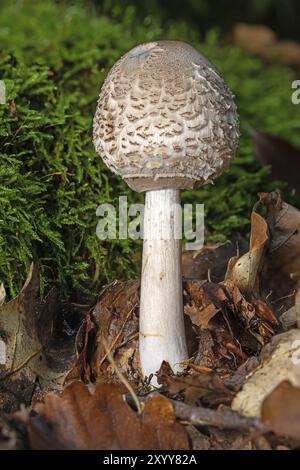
[[93, 41, 239, 192]]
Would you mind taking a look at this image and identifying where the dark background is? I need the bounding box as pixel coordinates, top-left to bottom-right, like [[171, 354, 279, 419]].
[[96, 0, 300, 40]]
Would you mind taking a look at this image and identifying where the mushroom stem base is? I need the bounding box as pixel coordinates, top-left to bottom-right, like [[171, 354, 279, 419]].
[[139, 189, 188, 383]]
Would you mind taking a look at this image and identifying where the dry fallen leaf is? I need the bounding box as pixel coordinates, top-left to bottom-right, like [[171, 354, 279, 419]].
[[257, 192, 300, 325], [184, 281, 224, 328], [262, 381, 300, 441], [67, 280, 141, 385], [0, 264, 77, 412], [225, 210, 268, 298], [19, 381, 189, 450], [232, 329, 300, 417], [157, 362, 233, 406], [224, 192, 300, 329], [185, 279, 275, 352], [261, 192, 300, 282]]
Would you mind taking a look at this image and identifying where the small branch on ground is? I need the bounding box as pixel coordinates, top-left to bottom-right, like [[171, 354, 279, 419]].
[[171, 400, 266, 432]]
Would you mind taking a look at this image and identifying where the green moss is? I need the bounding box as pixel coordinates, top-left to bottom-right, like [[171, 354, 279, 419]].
[[0, 1, 299, 298]]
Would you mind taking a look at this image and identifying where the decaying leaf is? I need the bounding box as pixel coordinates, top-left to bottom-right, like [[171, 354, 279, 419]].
[[157, 361, 233, 406], [193, 328, 217, 369], [66, 308, 95, 384], [0, 264, 78, 412], [262, 381, 300, 441], [261, 192, 300, 283], [257, 192, 300, 324], [232, 329, 300, 417], [225, 210, 268, 298], [68, 279, 197, 386], [92, 280, 141, 382], [184, 281, 225, 328], [18, 381, 189, 450], [67, 280, 141, 385], [185, 279, 276, 355], [225, 192, 300, 329]]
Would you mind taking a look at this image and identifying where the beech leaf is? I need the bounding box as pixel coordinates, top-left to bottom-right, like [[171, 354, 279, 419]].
[[19, 381, 189, 450]]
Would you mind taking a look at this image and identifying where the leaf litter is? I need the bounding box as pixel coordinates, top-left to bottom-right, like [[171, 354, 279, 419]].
[[0, 264, 81, 413], [1, 191, 300, 450]]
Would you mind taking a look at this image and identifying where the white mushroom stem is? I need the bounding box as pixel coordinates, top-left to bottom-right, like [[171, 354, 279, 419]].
[[139, 188, 188, 381]]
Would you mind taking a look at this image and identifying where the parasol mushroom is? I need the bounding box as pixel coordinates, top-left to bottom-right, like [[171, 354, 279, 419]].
[[93, 41, 239, 381]]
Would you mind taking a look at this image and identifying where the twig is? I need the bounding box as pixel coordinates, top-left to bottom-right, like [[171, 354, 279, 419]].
[[271, 291, 296, 304], [103, 339, 142, 415], [125, 393, 265, 433], [171, 400, 266, 432]]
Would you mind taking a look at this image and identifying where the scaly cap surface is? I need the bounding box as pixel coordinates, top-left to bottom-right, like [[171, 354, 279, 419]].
[[93, 41, 239, 191]]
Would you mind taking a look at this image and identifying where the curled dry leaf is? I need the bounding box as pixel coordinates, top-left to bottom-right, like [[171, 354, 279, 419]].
[[225, 210, 268, 298], [232, 329, 300, 417], [19, 381, 189, 450], [225, 192, 300, 326], [262, 381, 300, 441], [0, 264, 77, 412]]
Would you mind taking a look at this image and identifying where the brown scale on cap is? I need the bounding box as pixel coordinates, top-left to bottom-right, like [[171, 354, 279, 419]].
[[93, 40, 239, 192]]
